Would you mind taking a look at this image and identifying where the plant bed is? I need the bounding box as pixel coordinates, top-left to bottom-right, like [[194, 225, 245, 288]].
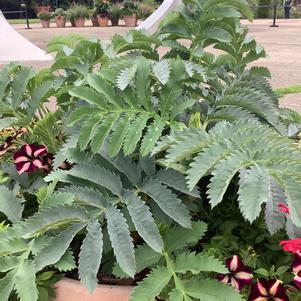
[[52, 278, 132, 301]]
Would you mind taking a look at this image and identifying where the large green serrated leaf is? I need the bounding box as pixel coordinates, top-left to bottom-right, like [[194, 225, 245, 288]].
[[123, 190, 163, 253], [168, 288, 183, 301], [183, 279, 243, 301], [14, 260, 38, 301], [69, 86, 108, 110], [142, 178, 191, 228], [238, 165, 269, 223], [0, 271, 15, 301], [174, 252, 227, 274], [68, 163, 123, 196], [0, 256, 20, 272], [21, 204, 88, 238], [0, 186, 23, 223], [140, 117, 165, 156], [152, 60, 170, 85], [35, 223, 85, 271], [164, 221, 207, 252], [79, 219, 103, 293], [130, 266, 172, 301], [123, 113, 150, 155], [106, 205, 135, 277]]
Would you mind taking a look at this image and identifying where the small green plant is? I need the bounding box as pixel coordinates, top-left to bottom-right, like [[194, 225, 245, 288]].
[[109, 4, 122, 18], [122, 0, 138, 16], [66, 5, 89, 21], [37, 11, 52, 20], [95, 0, 111, 16], [53, 8, 66, 17]]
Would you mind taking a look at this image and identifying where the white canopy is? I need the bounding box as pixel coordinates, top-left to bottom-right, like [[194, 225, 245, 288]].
[[0, 11, 52, 62], [137, 0, 181, 32]]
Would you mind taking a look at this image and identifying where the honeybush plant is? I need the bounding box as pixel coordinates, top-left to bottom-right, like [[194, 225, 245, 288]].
[[0, 0, 301, 300]]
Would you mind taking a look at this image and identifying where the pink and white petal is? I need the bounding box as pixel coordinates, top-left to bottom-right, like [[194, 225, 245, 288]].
[[256, 280, 269, 296], [293, 257, 301, 273], [231, 276, 243, 290], [25, 144, 32, 156], [33, 146, 47, 157], [234, 271, 253, 286], [17, 162, 31, 174], [269, 279, 282, 296], [217, 274, 230, 284], [294, 271, 301, 288], [14, 156, 30, 163], [32, 159, 43, 168]]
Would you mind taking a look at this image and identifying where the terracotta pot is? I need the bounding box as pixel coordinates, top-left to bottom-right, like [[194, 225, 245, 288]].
[[91, 15, 99, 27], [55, 16, 66, 28], [35, 5, 52, 14], [52, 278, 133, 301], [110, 16, 119, 26], [74, 17, 85, 27], [40, 20, 50, 28], [97, 15, 109, 27], [123, 14, 137, 27]]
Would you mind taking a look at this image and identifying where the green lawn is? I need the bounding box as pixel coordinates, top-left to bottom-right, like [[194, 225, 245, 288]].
[[8, 18, 40, 24], [275, 85, 301, 98]]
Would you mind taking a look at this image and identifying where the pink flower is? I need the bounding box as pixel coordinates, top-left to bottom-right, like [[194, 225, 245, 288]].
[[278, 203, 290, 214], [279, 239, 301, 254], [217, 255, 253, 290], [248, 278, 288, 301], [13, 144, 53, 174], [291, 252, 301, 288]]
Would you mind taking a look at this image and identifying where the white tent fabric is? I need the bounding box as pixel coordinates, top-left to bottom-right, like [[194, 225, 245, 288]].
[[137, 0, 181, 32], [0, 11, 52, 62]]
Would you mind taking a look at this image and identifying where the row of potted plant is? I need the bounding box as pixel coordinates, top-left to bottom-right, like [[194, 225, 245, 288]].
[[38, 1, 151, 28]]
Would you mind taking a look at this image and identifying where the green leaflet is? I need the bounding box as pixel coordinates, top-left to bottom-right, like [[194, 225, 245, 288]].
[[130, 266, 173, 301], [183, 279, 243, 301], [164, 221, 207, 252], [123, 190, 163, 253], [68, 163, 123, 196], [69, 86, 108, 110], [116, 65, 137, 91], [106, 205, 136, 277], [21, 204, 88, 238], [168, 288, 184, 301], [140, 117, 165, 156], [142, 178, 191, 228], [14, 260, 38, 301], [174, 252, 228, 274], [108, 113, 133, 157], [123, 113, 151, 155], [53, 249, 76, 272], [35, 223, 85, 271], [0, 256, 20, 273], [0, 271, 15, 301], [0, 186, 23, 223], [152, 60, 170, 85], [238, 165, 269, 223], [79, 219, 103, 293]]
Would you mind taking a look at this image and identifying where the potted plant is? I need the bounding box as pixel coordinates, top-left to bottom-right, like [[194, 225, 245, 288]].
[[2, 0, 301, 301], [38, 11, 52, 28], [67, 5, 89, 27], [122, 0, 138, 27], [53, 8, 66, 28], [137, 3, 154, 20], [95, 1, 111, 27], [90, 9, 99, 27], [109, 4, 122, 26], [35, 0, 52, 14]]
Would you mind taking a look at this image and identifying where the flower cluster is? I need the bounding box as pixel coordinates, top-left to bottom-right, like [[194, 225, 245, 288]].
[[218, 255, 289, 300], [13, 144, 53, 175]]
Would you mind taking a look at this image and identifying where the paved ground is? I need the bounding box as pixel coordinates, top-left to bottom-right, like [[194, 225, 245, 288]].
[[4, 18, 301, 110]]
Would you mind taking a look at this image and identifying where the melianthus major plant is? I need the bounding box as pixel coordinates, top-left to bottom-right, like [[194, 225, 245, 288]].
[[1, 0, 301, 301]]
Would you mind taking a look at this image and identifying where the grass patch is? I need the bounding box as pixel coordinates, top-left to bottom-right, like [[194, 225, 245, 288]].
[[8, 18, 40, 25], [275, 85, 301, 98]]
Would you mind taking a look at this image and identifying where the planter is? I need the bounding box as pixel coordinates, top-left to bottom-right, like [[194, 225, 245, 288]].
[[52, 278, 133, 301], [97, 15, 109, 27], [55, 16, 66, 28], [70, 19, 76, 27], [74, 17, 85, 27], [123, 14, 138, 27], [91, 15, 99, 27], [110, 16, 119, 26], [40, 20, 50, 28], [35, 5, 52, 14]]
